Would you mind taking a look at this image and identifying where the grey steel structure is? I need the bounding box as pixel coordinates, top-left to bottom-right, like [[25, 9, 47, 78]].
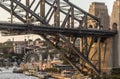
[[0, 0, 117, 76]]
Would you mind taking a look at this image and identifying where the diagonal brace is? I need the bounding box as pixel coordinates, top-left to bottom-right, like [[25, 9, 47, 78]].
[[58, 33, 100, 75]]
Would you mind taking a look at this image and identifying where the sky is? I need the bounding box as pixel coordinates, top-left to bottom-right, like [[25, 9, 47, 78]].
[[70, 0, 114, 15]]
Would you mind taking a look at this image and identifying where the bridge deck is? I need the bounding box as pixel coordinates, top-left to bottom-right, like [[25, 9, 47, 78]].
[[0, 23, 117, 37]]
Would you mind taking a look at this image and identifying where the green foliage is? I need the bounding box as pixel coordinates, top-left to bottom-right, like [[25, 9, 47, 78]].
[[0, 40, 24, 60], [10, 53, 24, 60], [111, 68, 120, 75], [0, 41, 13, 54], [102, 72, 110, 79], [94, 71, 120, 79], [109, 68, 120, 79], [110, 75, 120, 79], [45, 68, 60, 73]]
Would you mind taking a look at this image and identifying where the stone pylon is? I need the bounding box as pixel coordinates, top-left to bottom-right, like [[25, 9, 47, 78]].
[[110, 0, 120, 68], [89, 2, 111, 72], [89, 2, 110, 29]]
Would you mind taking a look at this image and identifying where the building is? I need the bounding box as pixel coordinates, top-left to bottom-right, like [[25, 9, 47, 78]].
[[89, 2, 110, 30], [110, 0, 120, 68], [18, 38, 63, 71], [0, 34, 43, 43]]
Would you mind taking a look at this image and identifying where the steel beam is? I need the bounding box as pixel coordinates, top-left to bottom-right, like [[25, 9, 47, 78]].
[[46, 9, 54, 23], [61, 7, 71, 27], [40, 0, 45, 19], [0, 23, 117, 37], [86, 37, 95, 57], [45, 0, 56, 20], [40, 34, 84, 74], [26, 0, 30, 23], [54, 0, 60, 27], [63, 0, 100, 22], [0, 22, 117, 37], [45, 0, 81, 22], [58, 33, 100, 74], [13, 0, 21, 10], [71, 6, 74, 28], [0, 3, 26, 22], [97, 37, 101, 75], [10, 0, 13, 23], [11, 0, 46, 24], [29, 0, 41, 19], [29, 0, 35, 9]]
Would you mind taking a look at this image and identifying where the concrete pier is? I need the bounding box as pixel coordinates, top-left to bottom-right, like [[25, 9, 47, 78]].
[[111, 0, 120, 68]]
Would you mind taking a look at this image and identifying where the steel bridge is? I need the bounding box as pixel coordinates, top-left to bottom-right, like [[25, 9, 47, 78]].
[[0, 0, 117, 77]]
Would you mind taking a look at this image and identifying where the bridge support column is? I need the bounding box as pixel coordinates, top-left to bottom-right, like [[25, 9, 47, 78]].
[[110, 0, 120, 69], [54, 0, 60, 27], [26, 0, 30, 24], [111, 34, 119, 68], [10, 0, 13, 24], [97, 37, 102, 78], [40, 0, 45, 25]]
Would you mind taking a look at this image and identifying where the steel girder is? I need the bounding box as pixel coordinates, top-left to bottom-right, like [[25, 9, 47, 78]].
[[0, 1, 26, 22], [0, 23, 117, 37], [0, 0, 100, 28], [0, 0, 117, 76]]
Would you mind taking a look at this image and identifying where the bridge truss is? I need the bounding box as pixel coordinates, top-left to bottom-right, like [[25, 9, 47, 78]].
[[0, 0, 117, 76]]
